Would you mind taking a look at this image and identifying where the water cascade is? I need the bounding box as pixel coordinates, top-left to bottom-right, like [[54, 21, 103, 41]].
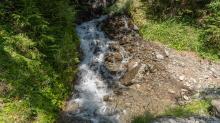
[[65, 14, 129, 123]]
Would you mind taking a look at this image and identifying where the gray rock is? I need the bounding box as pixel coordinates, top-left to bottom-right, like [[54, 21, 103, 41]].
[[210, 116, 219, 121], [120, 64, 146, 86], [148, 64, 156, 73], [168, 119, 176, 123], [168, 89, 175, 94], [125, 103, 132, 107], [192, 93, 200, 99], [133, 24, 139, 31], [179, 76, 185, 81], [211, 99, 220, 118], [178, 101, 185, 105], [189, 117, 195, 121], [156, 54, 164, 59], [184, 95, 190, 101], [164, 49, 169, 57], [181, 89, 188, 92], [204, 75, 209, 79]]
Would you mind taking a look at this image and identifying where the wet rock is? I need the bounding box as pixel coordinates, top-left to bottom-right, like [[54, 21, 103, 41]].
[[113, 45, 120, 51], [104, 62, 124, 72], [211, 99, 220, 118], [115, 53, 123, 61], [103, 95, 109, 101], [78, 50, 84, 61], [156, 54, 164, 59]]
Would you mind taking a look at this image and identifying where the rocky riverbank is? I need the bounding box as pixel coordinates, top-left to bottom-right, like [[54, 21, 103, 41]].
[[60, 13, 220, 123], [101, 14, 220, 122]]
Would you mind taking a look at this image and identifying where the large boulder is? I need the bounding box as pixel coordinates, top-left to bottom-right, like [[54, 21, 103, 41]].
[[120, 63, 146, 86], [211, 99, 220, 118]]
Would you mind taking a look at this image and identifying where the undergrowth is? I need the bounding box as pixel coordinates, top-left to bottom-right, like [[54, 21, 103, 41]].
[[108, 0, 220, 60], [132, 99, 212, 123], [0, 0, 80, 122]]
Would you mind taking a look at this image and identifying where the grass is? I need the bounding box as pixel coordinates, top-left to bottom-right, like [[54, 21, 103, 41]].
[[0, 1, 80, 122], [132, 99, 212, 123], [138, 19, 220, 60], [106, 0, 220, 60]]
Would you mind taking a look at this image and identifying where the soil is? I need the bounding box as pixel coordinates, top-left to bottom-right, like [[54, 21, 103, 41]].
[[101, 14, 220, 122]]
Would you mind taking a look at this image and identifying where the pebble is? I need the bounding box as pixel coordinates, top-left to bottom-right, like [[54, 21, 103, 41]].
[[168, 119, 176, 123], [168, 89, 175, 94], [204, 75, 209, 79], [189, 117, 195, 121], [136, 84, 141, 89], [165, 49, 169, 57], [103, 95, 109, 101], [183, 95, 190, 101], [192, 93, 200, 99], [179, 76, 185, 81], [156, 54, 164, 59], [181, 89, 188, 92]]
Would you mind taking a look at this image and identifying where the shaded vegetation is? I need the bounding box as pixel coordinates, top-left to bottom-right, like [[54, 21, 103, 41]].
[[132, 99, 212, 123], [0, 0, 80, 122]]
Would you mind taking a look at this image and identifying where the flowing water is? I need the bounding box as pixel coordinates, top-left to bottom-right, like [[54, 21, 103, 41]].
[[66, 15, 129, 123]]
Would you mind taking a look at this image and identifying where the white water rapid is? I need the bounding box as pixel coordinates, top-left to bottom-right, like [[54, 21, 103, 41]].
[[66, 15, 129, 123]]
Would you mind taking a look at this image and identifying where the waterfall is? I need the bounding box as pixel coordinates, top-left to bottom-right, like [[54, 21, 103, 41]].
[[65, 14, 129, 123]]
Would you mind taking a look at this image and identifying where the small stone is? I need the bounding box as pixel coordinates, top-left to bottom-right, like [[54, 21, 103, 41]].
[[125, 103, 132, 107], [211, 99, 220, 118], [168, 119, 176, 123], [211, 68, 216, 72], [179, 76, 185, 81], [136, 84, 141, 89], [133, 24, 139, 31], [178, 101, 185, 105], [184, 95, 190, 101], [181, 89, 188, 92], [103, 95, 109, 101], [204, 75, 209, 79], [189, 117, 195, 121], [168, 89, 175, 94], [156, 54, 164, 59], [192, 93, 200, 99], [211, 116, 219, 121], [164, 49, 169, 57]]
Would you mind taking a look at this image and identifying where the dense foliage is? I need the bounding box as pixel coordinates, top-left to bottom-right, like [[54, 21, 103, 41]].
[[140, 0, 220, 50], [0, 0, 80, 122]]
